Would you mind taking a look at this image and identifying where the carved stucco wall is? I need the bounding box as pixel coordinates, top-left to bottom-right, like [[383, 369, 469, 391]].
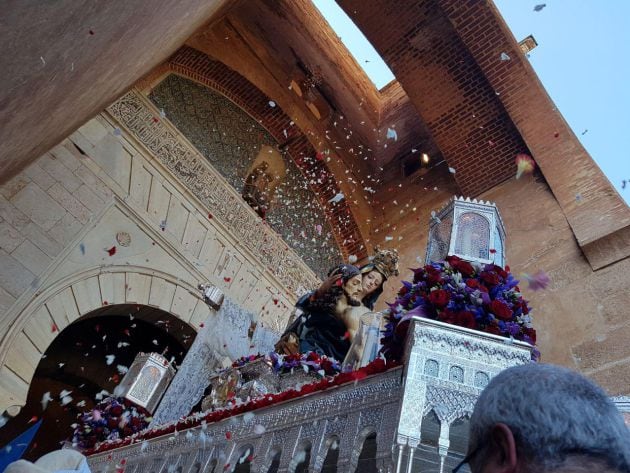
[[0, 99, 314, 412], [148, 74, 343, 279]]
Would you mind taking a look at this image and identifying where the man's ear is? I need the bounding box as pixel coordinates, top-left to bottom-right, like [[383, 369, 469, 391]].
[[486, 423, 518, 473]]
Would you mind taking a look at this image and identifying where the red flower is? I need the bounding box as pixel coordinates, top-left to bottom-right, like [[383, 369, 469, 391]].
[[485, 324, 502, 336], [398, 285, 409, 296], [424, 265, 443, 285], [455, 311, 476, 329], [490, 300, 513, 320], [524, 327, 537, 344], [447, 256, 474, 277], [492, 265, 508, 279], [466, 279, 480, 289], [306, 352, 320, 363], [437, 309, 457, 324], [480, 271, 500, 286], [428, 289, 450, 308]]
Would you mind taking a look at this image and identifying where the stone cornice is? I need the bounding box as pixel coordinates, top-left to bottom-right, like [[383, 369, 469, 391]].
[[107, 90, 320, 295]]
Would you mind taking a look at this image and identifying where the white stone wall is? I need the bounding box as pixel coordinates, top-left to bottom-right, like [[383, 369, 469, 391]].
[[0, 113, 306, 413]]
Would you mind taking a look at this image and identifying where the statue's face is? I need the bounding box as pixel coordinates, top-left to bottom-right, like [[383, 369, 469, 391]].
[[343, 274, 364, 306], [362, 270, 384, 296]]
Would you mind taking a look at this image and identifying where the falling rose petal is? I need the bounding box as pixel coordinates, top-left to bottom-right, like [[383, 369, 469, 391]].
[[225, 431, 232, 440], [515, 153, 536, 179], [315, 151, 325, 161], [106, 246, 116, 256], [41, 392, 53, 410], [28, 416, 38, 424], [208, 213, 213, 219], [523, 270, 550, 291], [489, 249, 497, 254], [328, 193, 345, 203], [348, 254, 358, 264], [51, 323, 58, 333], [224, 277, 232, 283], [105, 354, 115, 365]]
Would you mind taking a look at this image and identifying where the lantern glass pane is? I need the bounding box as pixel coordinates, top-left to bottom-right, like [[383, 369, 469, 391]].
[[454, 212, 490, 260], [427, 214, 452, 263]]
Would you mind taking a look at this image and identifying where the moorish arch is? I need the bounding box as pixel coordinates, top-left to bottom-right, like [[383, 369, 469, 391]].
[[136, 45, 368, 263], [0, 266, 207, 415]]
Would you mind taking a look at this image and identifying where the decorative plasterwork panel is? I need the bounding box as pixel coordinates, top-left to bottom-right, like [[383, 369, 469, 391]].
[[107, 90, 319, 295]]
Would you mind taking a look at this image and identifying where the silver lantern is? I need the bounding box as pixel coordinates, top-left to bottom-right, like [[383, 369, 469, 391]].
[[116, 352, 176, 414], [425, 196, 506, 267]]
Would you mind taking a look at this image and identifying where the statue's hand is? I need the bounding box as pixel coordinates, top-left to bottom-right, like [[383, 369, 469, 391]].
[[313, 274, 342, 300], [274, 332, 300, 355]]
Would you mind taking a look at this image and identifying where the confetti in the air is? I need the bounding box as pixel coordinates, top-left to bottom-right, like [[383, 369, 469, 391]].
[[533, 4, 546, 12], [106, 246, 116, 256], [348, 255, 358, 264], [430, 211, 441, 224], [523, 270, 550, 291], [329, 193, 345, 203], [500, 52, 511, 61], [105, 354, 116, 365], [386, 128, 398, 141], [385, 236, 393, 242], [61, 395, 73, 406], [79, 243, 86, 255], [41, 392, 53, 411], [268, 100, 276, 108], [515, 153, 536, 179]]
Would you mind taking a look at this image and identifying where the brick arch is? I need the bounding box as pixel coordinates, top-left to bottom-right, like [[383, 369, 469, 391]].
[[141, 45, 367, 262], [0, 266, 206, 413]]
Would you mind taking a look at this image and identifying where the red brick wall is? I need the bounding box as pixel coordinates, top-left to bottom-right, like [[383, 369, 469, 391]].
[[339, 0, 529, 197]]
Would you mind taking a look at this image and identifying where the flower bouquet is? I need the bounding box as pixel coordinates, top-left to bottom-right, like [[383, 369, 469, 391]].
[[72, 397, 151, 450], [381, 255, 538, 361]]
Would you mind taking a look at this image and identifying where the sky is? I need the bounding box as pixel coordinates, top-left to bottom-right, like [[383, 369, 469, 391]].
[[312, 0, 630, 206]]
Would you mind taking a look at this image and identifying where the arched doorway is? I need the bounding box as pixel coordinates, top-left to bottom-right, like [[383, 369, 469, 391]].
[[0, 305, 196, 460]]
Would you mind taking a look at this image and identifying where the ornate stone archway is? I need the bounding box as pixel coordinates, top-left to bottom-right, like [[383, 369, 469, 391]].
[[0, 266, 205, 414], [136, 46, 368, 262]]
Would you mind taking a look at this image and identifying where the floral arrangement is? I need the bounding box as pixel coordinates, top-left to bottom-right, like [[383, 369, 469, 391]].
[[84, 358, 396, 455], [269, 351, 341, 376], [231, 354, 264, 368], [72, 397, 151, 450], [381, 255, 538, 361]]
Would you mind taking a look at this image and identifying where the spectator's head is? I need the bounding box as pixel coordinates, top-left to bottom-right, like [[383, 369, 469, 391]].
[[461, 363, 630, 473]]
